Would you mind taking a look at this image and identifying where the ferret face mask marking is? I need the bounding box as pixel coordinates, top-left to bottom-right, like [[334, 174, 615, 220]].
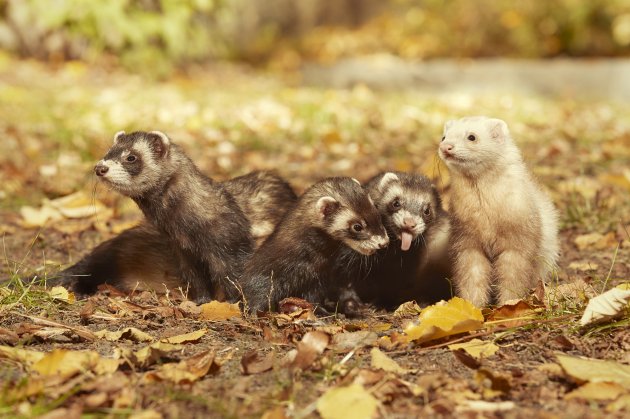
[[371, 172, 435, 251], [317, 186, 389, 256], [94, 131, 171, 197]]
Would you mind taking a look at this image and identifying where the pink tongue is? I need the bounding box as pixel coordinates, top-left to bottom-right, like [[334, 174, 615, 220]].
[[401, 232, 413, 251]]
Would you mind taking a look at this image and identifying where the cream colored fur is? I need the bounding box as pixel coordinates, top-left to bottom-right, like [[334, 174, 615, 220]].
[[439, 116, 559, 306]]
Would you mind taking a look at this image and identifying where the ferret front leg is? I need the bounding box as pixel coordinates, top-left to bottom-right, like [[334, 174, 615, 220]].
[[453, 247, 492, 307], [494, 249, 536, 305]]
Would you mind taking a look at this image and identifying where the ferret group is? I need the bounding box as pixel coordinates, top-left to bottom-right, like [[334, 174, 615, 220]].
[[52, 117, 559, 314]]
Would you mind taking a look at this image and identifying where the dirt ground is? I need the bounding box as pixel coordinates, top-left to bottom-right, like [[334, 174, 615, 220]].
[[1, 59, 629, 418]]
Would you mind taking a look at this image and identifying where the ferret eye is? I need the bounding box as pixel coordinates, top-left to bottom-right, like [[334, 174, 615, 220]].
[[352, 223, 363, 232], [391, 199, 401, 209], [424, 206, 431, 216], [126, 155, 137, 162], [467, 134, 476, 142], [441, 136, 445, 142]]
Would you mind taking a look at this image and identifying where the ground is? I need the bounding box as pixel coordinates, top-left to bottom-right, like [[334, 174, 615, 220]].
[[1, 56, 629, 418]]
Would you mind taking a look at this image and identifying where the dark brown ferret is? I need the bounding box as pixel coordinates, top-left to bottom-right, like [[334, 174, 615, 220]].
[[239, 177, 389, 314], [54, 170, 297, 298]]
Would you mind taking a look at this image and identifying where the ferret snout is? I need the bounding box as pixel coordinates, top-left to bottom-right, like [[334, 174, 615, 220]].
[[94, 163, 109, 177], [439, 143, 454, 155], [403, 217, 417, 229], [375, 235, 389, 249]]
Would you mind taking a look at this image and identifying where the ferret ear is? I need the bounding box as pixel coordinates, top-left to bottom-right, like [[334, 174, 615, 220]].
[[147, 131, 171, 158], [443, 120, 456, 133], [316, 196, 339, 219], [377, 172, 399, 190], [113, 131, 125, 144], [486, 119, 509, 143]]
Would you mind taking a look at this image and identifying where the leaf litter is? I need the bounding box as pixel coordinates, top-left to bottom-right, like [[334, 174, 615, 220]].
[[1, 59, 630, 418]]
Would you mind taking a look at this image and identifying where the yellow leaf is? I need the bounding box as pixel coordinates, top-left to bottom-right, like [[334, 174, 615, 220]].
[[556, 353, 630, 389], [161, 329, 207, 344], [48, 286, 75, 304], [370, 347, 409, 374], [574, 232, 618, 251], [0, 345, 45, 365], [95, 327, 154, 342], [49, 191, 107, 219], [448, 339, 499, 359], [199, 301, 241, 320], [607, 394, 630, 413], [565, 382, 626, 401], [117, 342, 183, 368], [393, 301, 422, 317], [31, 349, 118, 378], [404, 297, 484, 343], [317, 384, 380, 419]]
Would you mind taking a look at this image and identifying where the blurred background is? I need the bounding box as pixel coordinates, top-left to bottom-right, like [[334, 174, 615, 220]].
[[1, 0, 629, 259]]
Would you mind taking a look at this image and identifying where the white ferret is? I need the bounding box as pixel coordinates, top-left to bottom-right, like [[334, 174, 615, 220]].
[[438, 116, 558, 307]]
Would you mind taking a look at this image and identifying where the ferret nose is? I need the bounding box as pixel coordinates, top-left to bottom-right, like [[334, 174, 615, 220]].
[[94, 164, 109, 176], [440, 143, 454, 153], [378, 236, 389, 249], [403, 217, 416, 229]]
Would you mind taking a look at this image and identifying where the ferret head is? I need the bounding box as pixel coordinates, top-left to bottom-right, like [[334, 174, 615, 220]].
[[438, 116, 521, 176], [367, 172, 441, 252], [308, 177, 389, 256], [94, 131, 174, 197]]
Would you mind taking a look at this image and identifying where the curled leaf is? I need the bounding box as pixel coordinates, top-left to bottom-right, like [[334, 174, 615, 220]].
[[579, 285, 630, 326]]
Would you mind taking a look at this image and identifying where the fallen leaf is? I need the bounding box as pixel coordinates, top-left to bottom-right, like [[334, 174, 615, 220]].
[[565, 382, 626, 401], [0, 345, 46, 365], [117, 342, 183, 369], [574, 232, 618, 251], [278, 297, 314, 314], [291, 331, 329, 370], [556, 353, 630, 389], [394, 301, 422, 317], [317, 384, 380, 419], [161, 329, 207, 344], [49, 191, 108, 219], [448, 339, 499, 359], [199, 301, 241, 320], [144, 350, 218, 384], [241, 350, 274, 375], [95, 327, 154, 342], [32, 349, 119, 378], [404, 297, 484, 343], [370, 347, 409, 375], [456, 400, 515, 413], [475, 368, 511, 397], [48, 286, 75, 304], [486, 300, 537, 327], [331, 331, 378, 352], [607, 394, 630, 413], [580, 285, 630, 326], [568, 261, 599, 272], [546, 279, 597, 305]]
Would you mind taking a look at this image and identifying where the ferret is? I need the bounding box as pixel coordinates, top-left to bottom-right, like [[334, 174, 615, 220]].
[[333, 172, 452, 310], [438, 116, 559, 307], [88, 130, 253, 302], [55, 170, 297, 298], [239, 177, 389, 314]]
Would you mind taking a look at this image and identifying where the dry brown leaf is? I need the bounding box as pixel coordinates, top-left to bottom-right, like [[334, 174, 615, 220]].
[[144, 350, 218, 384], [161, 329, 207, 344], [568, 261, 599, 272], [393, 301, 422, 317], [116, 342, 183, 369], [95, 327, 154, 342], [331, 331, 378, 352], [241, 350, 275, 375], [475, 368, 511, 398], [486, 300, 537, 327], [291, 331, 329, 370], [574, 232, 618, 250], [199, 301, 241, 320]]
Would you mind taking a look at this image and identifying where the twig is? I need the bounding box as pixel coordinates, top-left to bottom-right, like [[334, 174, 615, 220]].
[[11, 312, 96, 341]]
